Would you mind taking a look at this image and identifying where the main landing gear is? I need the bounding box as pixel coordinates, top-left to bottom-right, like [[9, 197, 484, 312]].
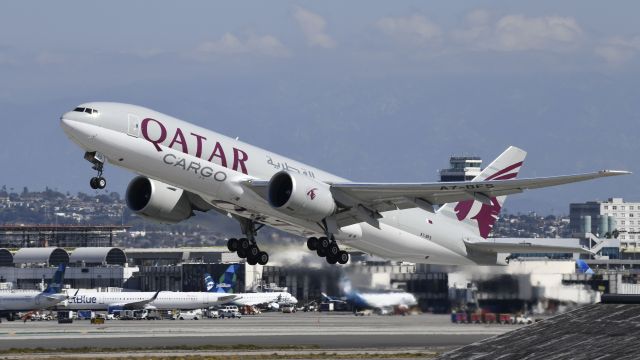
[[226, 219, 269, 266], [85, 152, 107, 190], [307, 236, 349, 265]]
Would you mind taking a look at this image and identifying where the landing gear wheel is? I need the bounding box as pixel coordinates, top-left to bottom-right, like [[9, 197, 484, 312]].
[[237, 249, 247, 258], [248, 244, 260, 258], [239, 238, 250, 252], [247, 254, 258, 265], [90, 177, 99, 189], [328, 242, 340, 257], [227, 238, 238, 252], [337, 250, 349, 264], [317, 247, 327, 257], [257, 251, 269, 265], [96, 177, 106, 189], [307, 237, 318, 251], [317, 237, 330, 257], [326, 255, 338, 265], [319, 237, 330, 250]]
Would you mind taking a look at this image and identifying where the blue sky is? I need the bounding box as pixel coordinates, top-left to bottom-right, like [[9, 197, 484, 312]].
[[1, 1, 639, 213]]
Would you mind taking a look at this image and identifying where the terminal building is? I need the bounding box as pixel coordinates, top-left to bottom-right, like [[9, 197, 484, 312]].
[[0, 225, 128, 248], [439, 155, 482, 182], [570, 198, 640, 258]]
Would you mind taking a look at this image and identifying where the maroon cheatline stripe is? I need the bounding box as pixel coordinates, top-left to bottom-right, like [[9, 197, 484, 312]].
[[493, 173, 518, 180], [485, 161, 523, 181]]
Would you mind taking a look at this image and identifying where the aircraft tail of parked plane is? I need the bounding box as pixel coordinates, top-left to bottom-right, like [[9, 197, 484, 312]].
[[204, 264, 241, 293], [577, 259, 595, 274], [43, 263, 66, 295], [439, 146, 526, 239]]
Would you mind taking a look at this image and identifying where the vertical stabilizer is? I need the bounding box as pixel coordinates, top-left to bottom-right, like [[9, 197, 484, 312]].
[[43, 264, 66, 294], [438, 146, 527, 238], [204, 273, 216, 292]]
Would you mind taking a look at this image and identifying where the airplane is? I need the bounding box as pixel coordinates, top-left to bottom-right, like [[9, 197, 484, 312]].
[[60, 102, 631, 266], [576, 259, 595, 274], [0, 264, 67, 321], [204, 265, 297, 309], [59, 289, 237, 313], [322, 278, 417, 312]]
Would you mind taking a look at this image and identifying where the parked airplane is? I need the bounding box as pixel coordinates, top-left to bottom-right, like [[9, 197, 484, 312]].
[[0, 264, 67, 321], [60, 103, 630, 266], [204, 265, 297, 308], [60, 290, 237, 313], [322, 279, 417, 311]]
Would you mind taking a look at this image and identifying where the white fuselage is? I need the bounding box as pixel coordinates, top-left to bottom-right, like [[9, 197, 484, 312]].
[[0, 291, 66, 311], [60, 102, 480, 265], [232, 292, 298, 307], [62, 291, 231, 311]]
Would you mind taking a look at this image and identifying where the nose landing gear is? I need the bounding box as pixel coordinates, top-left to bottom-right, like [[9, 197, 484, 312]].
[[85, 152, 107, 190]]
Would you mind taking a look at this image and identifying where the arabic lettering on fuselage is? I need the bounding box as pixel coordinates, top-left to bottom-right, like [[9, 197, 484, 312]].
[[266, 156, 315, 178], [141, 118, 250, 175]]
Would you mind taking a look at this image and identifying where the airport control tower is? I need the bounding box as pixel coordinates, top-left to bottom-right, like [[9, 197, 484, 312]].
[[439, 156, 482, 182]]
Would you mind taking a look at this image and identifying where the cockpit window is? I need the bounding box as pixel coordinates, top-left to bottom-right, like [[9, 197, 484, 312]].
[[73, 107, 98, 115]]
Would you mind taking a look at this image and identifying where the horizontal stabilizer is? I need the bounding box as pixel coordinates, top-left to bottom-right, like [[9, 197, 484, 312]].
[[465, 238, 593, 254]]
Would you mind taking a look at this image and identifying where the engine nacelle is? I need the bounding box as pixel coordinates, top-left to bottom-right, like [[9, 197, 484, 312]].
[[267, 171, 337, 222], [126, 176, 193, 224]]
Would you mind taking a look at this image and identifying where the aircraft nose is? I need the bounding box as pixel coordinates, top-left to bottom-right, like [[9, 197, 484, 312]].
[[60, 115, 79, 137]]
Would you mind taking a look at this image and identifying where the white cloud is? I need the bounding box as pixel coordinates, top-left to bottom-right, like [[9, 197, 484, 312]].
[[376, 14, 442, 43], [454, 12, 583, 52], [494, 15, 583, 51], [196, 33, 290, 58], [595, 36, 640, 66], [293, 7, 335, 48]]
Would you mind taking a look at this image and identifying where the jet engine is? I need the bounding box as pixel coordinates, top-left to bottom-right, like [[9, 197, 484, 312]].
[[126, 176, 194, 224], [267, 171, 337, 221]]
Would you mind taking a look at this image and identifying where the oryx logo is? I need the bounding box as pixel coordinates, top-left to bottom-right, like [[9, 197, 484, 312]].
[[454, 161, 523, 239], [306, 188, 318, 200]]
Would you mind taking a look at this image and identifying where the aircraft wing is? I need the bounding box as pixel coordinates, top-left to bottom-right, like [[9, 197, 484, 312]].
[[329, 170, 629, 227], [120, 291, 161, 310], [464, 238, 593, 254], [218, 295, 239, 303], [243, 170, 629, 228]]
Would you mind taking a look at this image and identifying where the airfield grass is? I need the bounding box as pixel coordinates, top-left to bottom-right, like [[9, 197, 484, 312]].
[[0, 344, 439, 359]]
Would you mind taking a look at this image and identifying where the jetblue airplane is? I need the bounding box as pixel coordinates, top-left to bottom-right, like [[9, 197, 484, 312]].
[[0, 264, 67, 321], [60, 103, 630, 266], [60, 290, 237, 313], [204, 265, 297, 308]]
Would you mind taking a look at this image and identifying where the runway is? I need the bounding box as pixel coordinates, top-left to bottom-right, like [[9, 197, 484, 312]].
[[0, 312, 518, 352]]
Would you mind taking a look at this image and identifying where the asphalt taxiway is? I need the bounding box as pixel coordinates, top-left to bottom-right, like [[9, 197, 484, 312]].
[[0, 312, 518, 351]]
